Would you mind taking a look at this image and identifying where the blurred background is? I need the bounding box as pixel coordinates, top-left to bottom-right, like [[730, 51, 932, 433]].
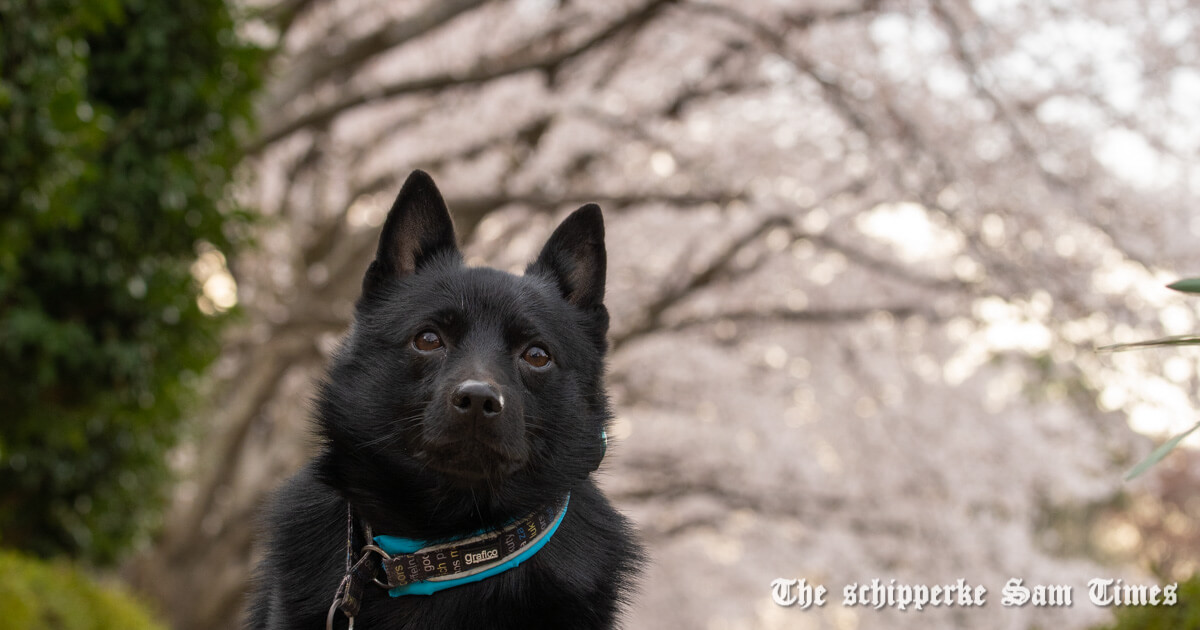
[[4, 0, 1200, 628]]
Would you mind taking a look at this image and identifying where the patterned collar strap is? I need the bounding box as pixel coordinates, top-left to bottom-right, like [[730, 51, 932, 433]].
[[373, 493, 570, 597]]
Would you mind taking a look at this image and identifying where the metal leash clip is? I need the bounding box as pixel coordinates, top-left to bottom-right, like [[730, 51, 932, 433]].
[[326, 572, 356, 630], [328, 541, 394, 628], [327, 503, 399, 628], [328, 502, 370, 629]]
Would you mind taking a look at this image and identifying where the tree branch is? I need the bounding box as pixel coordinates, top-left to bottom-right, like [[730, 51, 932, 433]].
[[251, 0, 674, 153], [270, 0, 494, 107], [663, 304, 938, 334], [610, 213, 793, 350]]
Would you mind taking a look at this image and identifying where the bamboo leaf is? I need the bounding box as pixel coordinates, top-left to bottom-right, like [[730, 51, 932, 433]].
[[1097, 335, 1200, 352], [1167, 278, 1200, 294], [1125, 422, 1200, 481]]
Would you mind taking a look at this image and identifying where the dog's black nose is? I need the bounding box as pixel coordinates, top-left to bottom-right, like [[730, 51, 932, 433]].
[[451, 380, 503, 419]]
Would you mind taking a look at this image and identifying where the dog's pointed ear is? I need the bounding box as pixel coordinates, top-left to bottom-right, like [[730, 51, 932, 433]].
[[527, 204, 606, 308], [362, 170, 459, 296]]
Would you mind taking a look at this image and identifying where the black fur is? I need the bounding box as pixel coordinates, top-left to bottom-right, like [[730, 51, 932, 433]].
[[248, 171, 642, 629]]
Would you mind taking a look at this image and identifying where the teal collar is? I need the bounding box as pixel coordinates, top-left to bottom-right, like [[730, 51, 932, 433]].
[[371, 493, 570, 597]]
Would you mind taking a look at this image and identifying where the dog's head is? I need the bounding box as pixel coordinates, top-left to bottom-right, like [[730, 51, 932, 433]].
[[316, 171, 610, 523]]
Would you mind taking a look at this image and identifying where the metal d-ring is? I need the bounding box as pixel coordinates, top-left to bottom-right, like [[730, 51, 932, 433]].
[[358, 543, 395, 589]]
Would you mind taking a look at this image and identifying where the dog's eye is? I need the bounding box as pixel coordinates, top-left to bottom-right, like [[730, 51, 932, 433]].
[[413, 331, 444, 352], [521, 346, 551, 368]]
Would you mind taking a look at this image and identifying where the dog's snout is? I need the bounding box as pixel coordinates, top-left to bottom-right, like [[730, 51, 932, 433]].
[[451, 380, 504, 418]]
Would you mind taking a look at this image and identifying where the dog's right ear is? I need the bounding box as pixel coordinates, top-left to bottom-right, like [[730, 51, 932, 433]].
[[362, 170, 459, 296]]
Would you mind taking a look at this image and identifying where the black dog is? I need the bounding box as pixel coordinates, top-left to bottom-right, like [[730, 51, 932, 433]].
[[248, 171, 642, 629]]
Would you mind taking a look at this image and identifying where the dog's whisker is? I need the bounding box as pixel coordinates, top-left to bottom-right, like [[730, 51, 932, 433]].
[[468, 488, 485, 530]]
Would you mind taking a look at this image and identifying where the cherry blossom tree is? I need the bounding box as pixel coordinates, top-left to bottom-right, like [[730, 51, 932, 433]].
[[129, 1, 1200, 628]]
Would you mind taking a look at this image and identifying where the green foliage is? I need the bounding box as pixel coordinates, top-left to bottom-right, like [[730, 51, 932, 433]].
[[0, 0, 262, 562], [0, 550, 166, 630], [1093, 574, 1200, 630]]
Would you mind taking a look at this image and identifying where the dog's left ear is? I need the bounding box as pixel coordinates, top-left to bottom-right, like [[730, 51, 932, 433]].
[[527, 204, 606, 309]]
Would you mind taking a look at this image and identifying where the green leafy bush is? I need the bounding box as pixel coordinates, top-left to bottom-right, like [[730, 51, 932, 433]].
[[0, 0, 261, 562], [0, 549, 165, 630], [1092, 573, 1200, 630]]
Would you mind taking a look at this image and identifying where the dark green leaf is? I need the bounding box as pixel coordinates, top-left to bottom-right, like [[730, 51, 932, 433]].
[[1167, 277, 1200, 294], [1097, 335, 1200, 352]]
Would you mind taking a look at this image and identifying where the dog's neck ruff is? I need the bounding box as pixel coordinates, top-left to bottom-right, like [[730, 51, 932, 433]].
[[371, 493, 570, 597]]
